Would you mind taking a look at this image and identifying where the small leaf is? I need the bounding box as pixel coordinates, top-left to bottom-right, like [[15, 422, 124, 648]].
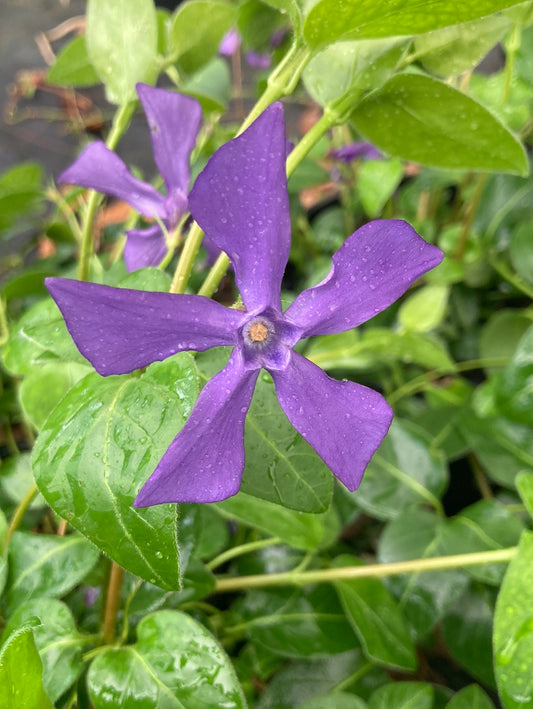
[[351, 74, 528, 176], [357, 158, 404, 217], [182, 57, 231, 113], [0, 453, 46, 510], [494, 531, 533, 708], [5, 532, 99, 613], [86, 0, 158, 104], [87, 610, 246, 708], [48, 35, 100, 87], [445, 685, 495, 709], [333, 554, 417, 671], [510, 224, 533, 286], [0, 628, 53, 709], [398, 284, 449, 333], [493, 324, 533, 424], [32, 354, 199, 589], [479, 309, 532, 370], [0, 163, 43, 233], [368, 682, 433, 709]]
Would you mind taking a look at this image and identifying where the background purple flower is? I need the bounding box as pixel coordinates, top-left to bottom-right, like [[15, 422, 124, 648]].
[[219, 28, 241, 56], [59, 83, 201, 272], [47, 103, 442, 507], [330, 141, 383, 163]]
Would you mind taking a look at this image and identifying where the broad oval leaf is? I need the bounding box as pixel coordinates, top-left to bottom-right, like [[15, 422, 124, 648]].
[[351, 74, 528, 176], [87, 610, 247, 708], [446, 685, 495, 709], [32, 354, 199, 589], [86, 0, 158, 104], [304, 0, 525, 47], [368, 682, 433, 709], [494, 531, 533, 709], [0, 628, 53, 709]]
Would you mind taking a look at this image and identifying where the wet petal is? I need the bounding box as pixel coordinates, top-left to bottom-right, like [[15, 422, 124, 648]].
[[271, 352, 393, 491], [189, 102, 291, 312], [134, 350, 259, 505], [286, 219, 443, 336], [45, 278, 244, 375], [59, 142, 166, 219], [136, 83, 201, 196], [124, 224, 169, 272]]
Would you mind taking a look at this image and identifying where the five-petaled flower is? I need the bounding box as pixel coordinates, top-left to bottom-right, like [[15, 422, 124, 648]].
[[47, 103, 443, 507], [59, 83, 201, 272]]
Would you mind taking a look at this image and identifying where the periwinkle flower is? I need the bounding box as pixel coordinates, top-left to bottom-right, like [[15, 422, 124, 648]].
[[59, 83, 201, 272], [46, 103, 443, 507], [330, 141, 383, 163]]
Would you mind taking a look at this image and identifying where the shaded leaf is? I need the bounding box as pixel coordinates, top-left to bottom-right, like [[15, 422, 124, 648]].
[[0, 628, 53, 709], [48, 35, 100, 87]]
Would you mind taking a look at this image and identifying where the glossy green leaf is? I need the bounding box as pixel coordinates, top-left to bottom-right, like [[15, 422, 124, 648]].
[[0, 453, 46, 510], [47, 35, 100, 87], [86, 0, 158, 104], [351, 74, 528, 175], [303, 39, 407, 107], [216, 491, 338, 550], [307, 328, 454, 371], [241, 373, 333, 513], [32, 354, 199, 589], [170, 0, 237, 75], [87, 610, 246, 708], [297, 693, 367, 709], [2, 297, 84, 376], [19, 361, 91, 430], [368, 682, 433, 709], [1, 599, 84, 702], [378, 508, 468, 638], [353, 419, 448, 520], [333, 554, 417, 670], [0, 163, 43, 233], [357, 158, 403, 217], [179, 504, 230, 562], [493, 324, 533, 424], [304, 0, 525, 46], [446, 685, 495, 709], [5, 532, 99, 613], [398, 284, 449, 333], [233, 586, 358, 658], [439, 499, 523, 585], [494, 531, 533, 709], [441, 583, 496, 688], [414, 14, 511, 76], [0, 628, 53, 709]]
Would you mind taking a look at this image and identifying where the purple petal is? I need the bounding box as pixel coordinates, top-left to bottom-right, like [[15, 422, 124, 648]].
[[136, 83, 201, 197], [124, 224, 169, 272], [189, 102, 291, 312], [272, 352, 393, 491], [330, 141, 383, 163], [219, 28, 241, 56], [134, 350, 258, 505], [45, 278, 244, 375], [286, 220, 443, 337], [245, 51, 271, 69], [59, 142, 166, 219]]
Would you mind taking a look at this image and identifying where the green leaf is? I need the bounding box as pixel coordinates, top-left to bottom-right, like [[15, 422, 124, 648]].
[[414, 14, 511, 76], [86, 0, 158, 104], [0, 163, 43, 233], [241, 373, 333, 513], [0, 453, 46, 510], [333, 554, 417, 671], [353, 419, 448, 520], [2, 297, 84, 376], [1, 599, 84, 702], [170, 0, 238, 75], [398, 284, 449, 333], [439, 499, 523, 585], [0, 628, 53, 709], [479, 310, 532, 370], [446, 685, 495, 709], [216, 491, 338, 550], [19, 362, 91, 430], [493, 324, 533, 424], [368, 682, 433, 709], [378, 508, 468, 639], [297, 693, 367, 709], [494, 530, 533, 708], [304, 0, 526, 47], [351, 74, 528, 176], [510, 224, 533, 286], [357, 158, 404, 217], [0, 510, 7, 597], [234, 586, 358, 658], [87, 610, 246, 708], [5, 532, 99, 613], [47, 35, 100, 87], [517, 472, 533, 518], [182, 57, 231, 112], [32, 354, 199, 589]]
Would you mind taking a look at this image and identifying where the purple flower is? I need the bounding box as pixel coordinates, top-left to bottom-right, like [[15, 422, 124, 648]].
[[46, 103, 443, 507], [219, 28, 241, 56], [59, 83, 201, 272], [245, 51, 272, 69], [330, 141, 383, 163]]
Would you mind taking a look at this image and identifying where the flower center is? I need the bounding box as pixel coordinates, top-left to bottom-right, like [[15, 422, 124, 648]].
[[243, 317, 275, 347], [249, 322, 269, 342]]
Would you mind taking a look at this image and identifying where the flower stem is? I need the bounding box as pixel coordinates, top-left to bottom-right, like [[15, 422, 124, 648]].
[[214, 547, 517, 593], [102, 561, 124, 645], [77, 100, 135, 281], [206, 536, 282, 571], [286, 108, 337, 177], [3, 482, 39, 552]]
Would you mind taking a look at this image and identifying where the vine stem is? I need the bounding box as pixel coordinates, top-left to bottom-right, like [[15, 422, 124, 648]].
[[214, 547, 517, 593], [102, 561, 124, 645], [77, 100, 135, 281], [206, 536, 282, 571], [3, 482, 39, 552]]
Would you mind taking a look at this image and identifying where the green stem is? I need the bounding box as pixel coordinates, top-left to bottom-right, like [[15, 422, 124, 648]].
[[214, 547, 517, 593], [489, 254, 533, 300], [3, 482, 39, 552], [77, 101, 135, 281], [286, 107, 337, 178], [206, 536, 282, 571], [452, 173, 488, 260], [197, 251, 231, 298]]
